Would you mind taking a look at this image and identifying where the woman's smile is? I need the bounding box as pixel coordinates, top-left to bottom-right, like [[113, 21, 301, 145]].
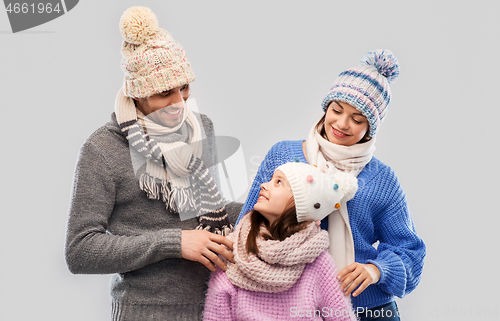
[[331, 126, 351, 138]]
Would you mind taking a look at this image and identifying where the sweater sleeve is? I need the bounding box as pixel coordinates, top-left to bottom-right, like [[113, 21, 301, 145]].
[[65, 140, 182, 275], [366, 167, 426, 299], [203, 269, 236, 321], [315, 253, 358, 321]]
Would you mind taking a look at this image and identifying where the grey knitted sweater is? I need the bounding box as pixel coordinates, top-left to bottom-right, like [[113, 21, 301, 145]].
[[65, 113, 242, 321]]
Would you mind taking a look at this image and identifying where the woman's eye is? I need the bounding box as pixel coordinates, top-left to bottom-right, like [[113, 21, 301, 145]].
[[331, 108, 341, 114], [353, 118, 362, 124]]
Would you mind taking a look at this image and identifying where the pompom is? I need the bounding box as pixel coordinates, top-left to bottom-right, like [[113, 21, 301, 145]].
[[120, 6, 159, 45], [360, 49, 400, 83], [333, 171, 358, 202]]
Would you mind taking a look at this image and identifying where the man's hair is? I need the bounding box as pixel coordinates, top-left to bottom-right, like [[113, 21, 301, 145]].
[[245, 198, 312, 256]]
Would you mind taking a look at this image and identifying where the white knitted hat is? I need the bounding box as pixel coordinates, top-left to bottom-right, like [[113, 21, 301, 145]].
[[276, 162, 358, 222]]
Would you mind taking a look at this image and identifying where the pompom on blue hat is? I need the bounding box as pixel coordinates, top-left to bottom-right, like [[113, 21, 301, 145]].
[[321, 50, 400, 137]]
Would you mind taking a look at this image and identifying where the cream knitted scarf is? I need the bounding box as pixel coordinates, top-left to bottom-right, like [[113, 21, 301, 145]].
[[115, 88, 233, 235], [225, 214, 329, 293], [306, 125, 376, 272]]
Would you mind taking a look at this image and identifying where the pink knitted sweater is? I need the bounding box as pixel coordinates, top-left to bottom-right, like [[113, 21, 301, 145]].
[[203, 215, 358, 321]]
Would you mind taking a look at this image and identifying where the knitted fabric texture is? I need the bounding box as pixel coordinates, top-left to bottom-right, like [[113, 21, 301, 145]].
[[236, 140, 426, 310], [321, 50, 400, 137], [120, 6, 195, 98], [225, 214, 329, 293], [114, 89, 232, 235], [204, 251, 358, 321], [66, 112, 244, 321], [305, 125, 375, 271], [276, 162, 357, 222]]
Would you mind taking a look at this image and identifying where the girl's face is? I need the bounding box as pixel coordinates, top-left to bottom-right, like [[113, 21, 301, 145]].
[[254, 170, 293, 224], [324, 101, 369, 146]]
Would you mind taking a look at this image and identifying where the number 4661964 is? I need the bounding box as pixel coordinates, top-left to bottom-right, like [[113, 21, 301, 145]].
[[6, 2, 62, 14]]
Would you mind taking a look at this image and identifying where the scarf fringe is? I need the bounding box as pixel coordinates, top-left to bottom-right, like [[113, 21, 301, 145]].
[[195, 223, 233, 236], [116, 89, 229, 235], [139, 173, 161, 200], [140, 173, 201, 214], [196, 209, 234, 236]]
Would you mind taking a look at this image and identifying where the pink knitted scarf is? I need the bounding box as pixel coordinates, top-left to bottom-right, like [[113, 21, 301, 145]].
[[225, 214, 329, 293]]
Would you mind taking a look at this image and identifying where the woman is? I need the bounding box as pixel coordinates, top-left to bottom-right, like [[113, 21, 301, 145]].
[[236, 50, 426, 320]]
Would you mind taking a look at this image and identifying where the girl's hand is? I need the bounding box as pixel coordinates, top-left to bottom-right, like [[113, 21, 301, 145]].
[[337, 263, 380, 297]]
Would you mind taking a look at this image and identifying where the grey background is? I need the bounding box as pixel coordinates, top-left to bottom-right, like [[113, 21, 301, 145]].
[[1, 1, 498, 320]]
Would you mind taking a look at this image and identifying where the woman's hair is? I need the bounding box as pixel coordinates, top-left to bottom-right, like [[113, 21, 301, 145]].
[[245, 197, 312, 256], [316, 102, 371, 144]]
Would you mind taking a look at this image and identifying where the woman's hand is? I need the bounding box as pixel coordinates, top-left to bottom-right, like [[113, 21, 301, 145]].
[[181, 230, 235, 272], [337, 263, 380, 297]]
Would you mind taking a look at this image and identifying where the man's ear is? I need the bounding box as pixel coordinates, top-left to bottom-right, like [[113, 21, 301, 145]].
[[132, 97, 140, 108]]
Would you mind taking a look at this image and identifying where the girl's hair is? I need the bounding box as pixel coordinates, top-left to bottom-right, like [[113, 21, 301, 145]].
[[316, 102, 371, 144], [246, 197, 312, 256]]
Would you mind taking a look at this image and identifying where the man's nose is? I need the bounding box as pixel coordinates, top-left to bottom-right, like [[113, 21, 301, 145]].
[[170, 91, 184, 107]]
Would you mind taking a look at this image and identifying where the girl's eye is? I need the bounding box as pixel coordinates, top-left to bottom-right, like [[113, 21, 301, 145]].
[[331, 108, 341, 114], [352, 118, 362, 124], [276, 179, 282, 185]]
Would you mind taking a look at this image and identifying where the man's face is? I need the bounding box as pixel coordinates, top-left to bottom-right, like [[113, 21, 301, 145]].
[[134, 84, 191, 127]]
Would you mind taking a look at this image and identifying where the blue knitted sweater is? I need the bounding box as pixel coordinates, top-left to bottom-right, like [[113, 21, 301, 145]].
[[236, 140, 426, 310]]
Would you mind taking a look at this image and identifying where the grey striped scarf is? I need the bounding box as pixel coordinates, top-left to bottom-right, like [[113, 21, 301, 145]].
[[115, 88, 233, 235]]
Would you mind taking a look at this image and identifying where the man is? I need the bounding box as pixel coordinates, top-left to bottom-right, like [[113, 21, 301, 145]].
[[65, 6, 241, 320]]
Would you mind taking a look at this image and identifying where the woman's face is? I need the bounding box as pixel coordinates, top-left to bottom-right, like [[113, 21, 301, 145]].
[[324, 101, 369, 146], [254, 170, 293, 224], [134, 84, 191, 127]]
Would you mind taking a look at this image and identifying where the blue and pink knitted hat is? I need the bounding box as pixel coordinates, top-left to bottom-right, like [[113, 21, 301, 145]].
[[321, 50, 400, 137]]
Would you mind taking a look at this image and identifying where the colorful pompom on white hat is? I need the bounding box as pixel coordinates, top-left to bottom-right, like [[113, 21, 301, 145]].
[[276, 161, 358, 222]]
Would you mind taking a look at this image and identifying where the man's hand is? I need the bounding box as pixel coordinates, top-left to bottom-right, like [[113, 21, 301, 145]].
[[337, 263, 381, 297], [181, 230, 235, 272]]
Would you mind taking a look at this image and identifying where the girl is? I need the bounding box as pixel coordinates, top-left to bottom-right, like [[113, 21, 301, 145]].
[[236, 50, 426, 320], [204, 162, 359, 321]]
